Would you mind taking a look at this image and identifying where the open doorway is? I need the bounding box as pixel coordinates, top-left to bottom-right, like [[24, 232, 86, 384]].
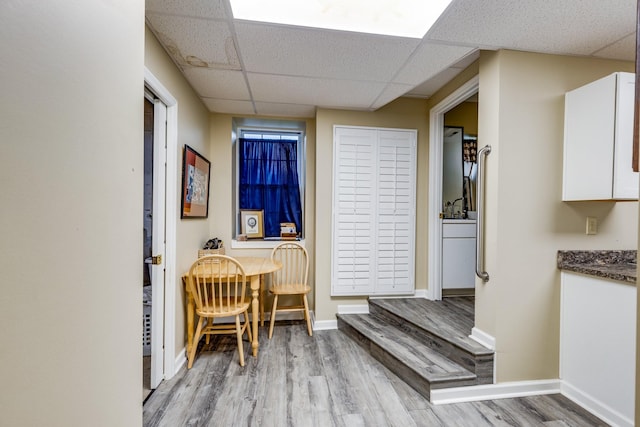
[[427, 76, 479, 301], [144, 68, 179, 388], [143, 90, 167, 400]]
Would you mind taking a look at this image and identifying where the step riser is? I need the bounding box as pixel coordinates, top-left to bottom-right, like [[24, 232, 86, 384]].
[[369, 302, 493, 384], [337, 317, 477, 400]]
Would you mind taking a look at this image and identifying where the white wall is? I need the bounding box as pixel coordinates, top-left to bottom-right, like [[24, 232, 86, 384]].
[[477, 50, 637, 382], [0, 1, 144, 425]]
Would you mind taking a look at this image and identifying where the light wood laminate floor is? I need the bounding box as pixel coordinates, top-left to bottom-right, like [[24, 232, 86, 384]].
[[144, 322, 607, 427]]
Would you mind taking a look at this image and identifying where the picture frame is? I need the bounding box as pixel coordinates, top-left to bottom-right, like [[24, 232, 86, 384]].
[[240, 209, 264, 239], [181, 145, 211, 218]]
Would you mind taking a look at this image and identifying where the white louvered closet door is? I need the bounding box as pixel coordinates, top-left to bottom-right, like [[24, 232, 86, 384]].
[[375, 130, 416, 294], [332, 127, 378, 295], [332, 126, 416, 296]]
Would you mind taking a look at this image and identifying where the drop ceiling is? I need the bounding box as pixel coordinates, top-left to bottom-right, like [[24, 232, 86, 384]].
[[145, 0, 637, 118]]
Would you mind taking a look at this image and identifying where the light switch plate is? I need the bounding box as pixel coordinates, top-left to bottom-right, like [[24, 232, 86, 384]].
[[586, 216, 598, 235]]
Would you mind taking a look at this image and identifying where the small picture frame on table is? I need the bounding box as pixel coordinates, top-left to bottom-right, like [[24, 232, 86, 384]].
[[240, 210, 264, 239]]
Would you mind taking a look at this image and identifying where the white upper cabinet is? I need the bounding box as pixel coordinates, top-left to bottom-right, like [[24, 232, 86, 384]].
[[562, 72, 638, 201]]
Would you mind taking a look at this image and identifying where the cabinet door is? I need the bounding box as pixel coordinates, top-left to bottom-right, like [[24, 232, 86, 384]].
[[442, 237, 476, 289], [612, 72, 638, 199], [562, 73, 616, 200]]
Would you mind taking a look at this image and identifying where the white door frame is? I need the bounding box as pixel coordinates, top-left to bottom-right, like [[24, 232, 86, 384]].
[[149, 98, 167, 389], [144, 68, 178, 380], [427, 75, 479, 300]]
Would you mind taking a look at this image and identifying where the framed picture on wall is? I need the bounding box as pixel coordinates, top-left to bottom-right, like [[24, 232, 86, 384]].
[[240, 209, 264, 239], [181, 145, 211, 218]]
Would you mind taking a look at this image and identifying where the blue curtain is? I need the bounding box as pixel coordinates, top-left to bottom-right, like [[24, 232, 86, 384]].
[[239, 138, 302, 237]]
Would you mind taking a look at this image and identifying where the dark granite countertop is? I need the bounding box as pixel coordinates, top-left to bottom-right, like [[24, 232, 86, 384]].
[[557, 250, 637, 284]]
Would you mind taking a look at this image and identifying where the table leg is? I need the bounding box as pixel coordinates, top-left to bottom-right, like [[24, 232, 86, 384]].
[[184, 278, 194, 357], [260, 275, 265, 327], [251, 274, 260, 357]]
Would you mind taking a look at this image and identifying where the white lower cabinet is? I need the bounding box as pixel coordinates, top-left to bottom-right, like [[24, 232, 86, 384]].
[[560, 272, 636, 426], [331, 126, 417, 296], [442, 220, 476, 289]]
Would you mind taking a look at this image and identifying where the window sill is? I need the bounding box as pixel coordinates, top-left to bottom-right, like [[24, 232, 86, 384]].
[[230, 238, 305, 250]]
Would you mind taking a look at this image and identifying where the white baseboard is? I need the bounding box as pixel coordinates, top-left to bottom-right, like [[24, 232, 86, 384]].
[[313, 319, 338, 330], [413, 289, 428, 298], [337, 304, 369, 314], [431, 379, 561, 405], [561, 381, 633, 427], [469, 327, 495, 350], [173, 349, 186, 376]]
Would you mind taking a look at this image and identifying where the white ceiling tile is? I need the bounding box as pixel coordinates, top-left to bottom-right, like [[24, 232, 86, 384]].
[[451, 50, 480, 69], [147, 0, 639, 115], [145, 0, 228, 19], [371, 83, 417, 110], [592, 32, 636, 61], [234, 22, 420, 81], [146, 14, 239, 69], [394, 43, 475, 85], [427, 0, 636, 60], [405, 68, 465, 98], [202, 98, 255, 115], [183, 68, 250, 99], [247, 73, 386, 109], [254, 102, 317, 118]]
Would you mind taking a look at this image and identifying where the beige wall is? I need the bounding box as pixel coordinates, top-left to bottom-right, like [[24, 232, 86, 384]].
[[0, 2, 144, 425], [207, 113, 317, 309], [444, 101, 478, 135], [477, 50, 637, 382], [315, 98, 429, 320], [145, 26, 212, 361]]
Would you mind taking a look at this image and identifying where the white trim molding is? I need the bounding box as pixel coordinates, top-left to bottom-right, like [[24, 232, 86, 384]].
[[561, 374, 633, 427], [338, 304, 370, 314], [144, 67, 178, 381], [313, 319, 338, 330], [430, 379, 561, 405], [427, 75, 479, 301], [469, 327, 495, 350]]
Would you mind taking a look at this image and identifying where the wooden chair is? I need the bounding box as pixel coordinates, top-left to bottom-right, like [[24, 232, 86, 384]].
[[186, 255, 252, 368], [268, 242, 312, 339]]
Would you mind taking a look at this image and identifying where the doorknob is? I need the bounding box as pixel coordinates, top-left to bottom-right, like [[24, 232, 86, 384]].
[[145, 255, 162, 265]]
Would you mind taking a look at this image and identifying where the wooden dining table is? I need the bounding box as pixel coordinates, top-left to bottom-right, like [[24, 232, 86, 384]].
[[183, 256, 282, 358]]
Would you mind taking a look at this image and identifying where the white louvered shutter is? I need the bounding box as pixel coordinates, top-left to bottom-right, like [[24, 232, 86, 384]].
[[332, 126, 416, 296], [332, 128, 377, 295], [375, 130, 416, 294]]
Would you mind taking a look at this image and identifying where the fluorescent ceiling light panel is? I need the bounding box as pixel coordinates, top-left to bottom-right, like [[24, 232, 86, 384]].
[[230, 0, 453, 38]]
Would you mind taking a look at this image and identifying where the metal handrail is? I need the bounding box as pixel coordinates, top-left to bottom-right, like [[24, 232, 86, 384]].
[[475, 145, 491, 282]]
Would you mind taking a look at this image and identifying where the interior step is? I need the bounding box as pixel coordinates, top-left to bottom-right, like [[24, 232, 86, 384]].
[[336, 297, 495, 401], [337, 313, 478, 400], [368, 298, 494, 384]]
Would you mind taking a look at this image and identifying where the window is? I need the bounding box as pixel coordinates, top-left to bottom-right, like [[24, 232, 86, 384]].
[[234, 119, 305, 240]]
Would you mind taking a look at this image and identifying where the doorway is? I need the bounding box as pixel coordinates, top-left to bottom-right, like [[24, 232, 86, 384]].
[[143, 90, 167, 399], [427, 76, 479, 301], [144, 67, 179, 385]]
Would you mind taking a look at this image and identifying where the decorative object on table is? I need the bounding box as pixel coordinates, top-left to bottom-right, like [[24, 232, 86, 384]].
[[280, 222, 297, 240], [198, 237, 224, 258], [268, 241, 312, 339], [185, 255, 252, 368], [237, 234, 247, 241], [181, 145, 211, 219], [240, 209, 264, 239]]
